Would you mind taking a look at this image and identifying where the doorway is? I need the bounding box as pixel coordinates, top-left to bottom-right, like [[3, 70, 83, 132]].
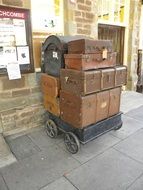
[[98, 24, 125, 65]]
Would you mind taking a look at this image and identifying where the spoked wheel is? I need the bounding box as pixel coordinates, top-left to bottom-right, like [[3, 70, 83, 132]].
[[46, 119, 58, 138], [114, 123, 122, 130], [64, 132, 80, 154]]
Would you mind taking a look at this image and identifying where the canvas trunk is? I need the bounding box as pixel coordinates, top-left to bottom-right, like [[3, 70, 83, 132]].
[[60, 69, 101, 96]]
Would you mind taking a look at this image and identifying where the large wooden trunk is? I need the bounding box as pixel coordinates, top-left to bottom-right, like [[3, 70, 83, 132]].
[[43, 94, 60, 116], [108, 87, 121, 117], [101, 68, 115, 90], [96, 90, 110, 122], [64, 52, 116, 71], [60, 91, 97, 128], [41, 73, 60, 97], [115, 66, 127, 86], [42, 35, 89, 76], [60, 69, 101, 96], [68, 39, 113, 54]]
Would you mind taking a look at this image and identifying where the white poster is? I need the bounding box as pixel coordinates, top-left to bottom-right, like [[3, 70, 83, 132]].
[[0, 18, 15, 46], [7, 62, 21, 80], [0, 46, 17, 68], [17, 46, 30, 65], [13, 19, 27, 46], [3, 46, 17, 62], [0, 47, 6, 68]]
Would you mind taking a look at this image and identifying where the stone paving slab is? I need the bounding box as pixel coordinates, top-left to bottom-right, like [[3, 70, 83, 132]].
[[28, 128, 63, 150], [6, 135, 41, 160], [110, 114, 143, 140], [114, 129, 143, 164], [40, 177, 77, 190], [0, 135, 16, 169], [65, 148, 143, 190], [121, 91, 143, 113], [58, 133, 120, 164], [0, 145, 80, 190], [127, 174, 143, 190], [0, 174, 8, 190], [125, 105, 143, 122]]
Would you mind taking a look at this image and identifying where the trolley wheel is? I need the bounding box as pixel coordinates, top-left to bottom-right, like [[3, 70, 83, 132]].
[[114, 123, 122, 131], [64, 132, 80, 154], [45, 119, 58, 138]]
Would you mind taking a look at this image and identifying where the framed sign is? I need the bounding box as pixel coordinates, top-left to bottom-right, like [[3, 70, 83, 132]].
[[0, 5, 34, 75]]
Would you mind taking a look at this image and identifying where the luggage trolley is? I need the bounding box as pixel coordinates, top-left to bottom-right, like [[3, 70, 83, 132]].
[[45, 112, 122, 154]]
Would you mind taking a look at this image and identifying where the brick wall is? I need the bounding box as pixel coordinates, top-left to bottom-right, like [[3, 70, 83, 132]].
[[0, 0, 31, 9], [0, 73, 45, 135], [0, 0, 45, 135], [64, 0, 98, 38]]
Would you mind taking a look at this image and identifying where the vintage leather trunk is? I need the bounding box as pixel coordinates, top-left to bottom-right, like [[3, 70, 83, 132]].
[[108, 87, 121, 117], [96, 90, 110, 122], [43, 95, 60, 116], [115, 66, 127, 86], [42, 35, 89, 76], [64, 52, 116, 70], [68, 39, 112, 54], [60, 69, 101, 96], [60, 91, 97, 128], [41, 73, 60, 97], [101, 68, 115, 90]]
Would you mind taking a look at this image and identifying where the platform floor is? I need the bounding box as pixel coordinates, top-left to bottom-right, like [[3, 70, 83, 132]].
[[0, 91, 143, 190]]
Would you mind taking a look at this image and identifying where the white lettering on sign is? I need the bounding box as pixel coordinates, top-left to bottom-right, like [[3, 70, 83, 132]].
[[0, 10, 25, 19]]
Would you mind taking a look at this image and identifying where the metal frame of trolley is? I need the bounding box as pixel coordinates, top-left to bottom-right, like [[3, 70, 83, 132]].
[[45, 111, 122, 154]]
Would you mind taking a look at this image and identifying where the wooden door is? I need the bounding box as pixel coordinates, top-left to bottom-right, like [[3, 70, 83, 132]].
[[98, 24, 125, 65]]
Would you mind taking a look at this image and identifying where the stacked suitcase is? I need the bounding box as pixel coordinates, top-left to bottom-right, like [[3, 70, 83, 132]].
[[60, 39, 127, 128], [41, 35, 127, 153], [41, 35, 87, 116]]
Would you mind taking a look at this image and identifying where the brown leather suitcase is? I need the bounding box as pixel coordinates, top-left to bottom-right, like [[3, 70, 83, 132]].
[[96, 90, 110, 122], [115, 66, 127, 86], [64, 52, 116, 71], [43, 94, 60, 116], [101, 68, 115, 90], [60, 91, 97, 128], [60, 69, 101, 96], [68, 39, 112, 54], [41, 73, 60, 97], [108, 87, 121, 117]]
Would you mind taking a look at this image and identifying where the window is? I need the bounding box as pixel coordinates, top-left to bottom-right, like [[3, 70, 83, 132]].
[[98, 0, 127, 26]]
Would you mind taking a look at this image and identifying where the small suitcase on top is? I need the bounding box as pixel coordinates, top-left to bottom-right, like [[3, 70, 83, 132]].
[[41, 73, 60, 97], [60, 69, 101, 96], [64, 52, 116, 71], [68, 39, 113, 54]]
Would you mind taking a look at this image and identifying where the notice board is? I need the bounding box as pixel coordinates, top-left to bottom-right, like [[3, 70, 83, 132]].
[[0, 6, 34, 75]]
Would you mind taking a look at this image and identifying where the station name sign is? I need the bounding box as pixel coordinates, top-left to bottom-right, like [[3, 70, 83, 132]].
[[0, 7, 26, 19]]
